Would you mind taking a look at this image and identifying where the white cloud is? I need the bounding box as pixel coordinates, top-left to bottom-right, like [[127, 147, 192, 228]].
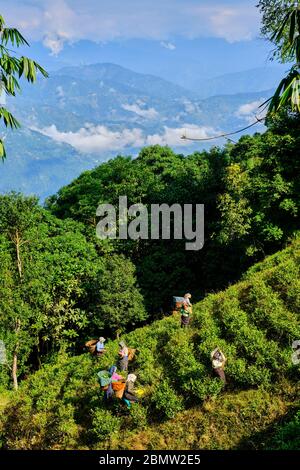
[[1, 1, 260, 54], [43, 34, 66, 55], [235, 99, 267, 123], [122, 103, 159, 120], [32, 124, 145, 153], [32, 123, 216, 153], [236, 100, 264, 116], [160, 41, 176, 50], [56, 85, 64, 98], [207, 7, 257, 43], [182, 99, 202, 114], [146, 125, 216, 146]]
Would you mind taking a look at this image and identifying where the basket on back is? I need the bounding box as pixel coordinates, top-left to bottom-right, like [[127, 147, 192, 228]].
[[128, 348, 136, 361], [173, 296, 185, 311], [97, 370, 111, 388], [85, 339, 98, 354], [112, 380, 126, 398]]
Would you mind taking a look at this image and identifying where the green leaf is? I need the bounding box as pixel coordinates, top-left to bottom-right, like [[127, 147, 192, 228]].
[[270, 10, 291, 43], [0, 14, 48, 160], [291, 76, 300, 112], [0, 15, 5, 31], [0, 138, 6, 160], [289, 10, 296, 44], [1, 28, 29, 47], [0, 107, 21, 129], [18, 57, 48, 81], [33, 61, 49, 78], [295, 35, 300, 63], [1, 74, 21, 96], [267, 76, 288, 113]]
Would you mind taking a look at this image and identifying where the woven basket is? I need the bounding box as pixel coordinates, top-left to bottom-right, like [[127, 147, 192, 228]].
[[128, 348, 136, 361], [85, 339, 97, 354], [112, 381, 126, 398], [115, 387, 126, 399], [112, 381, 126, 391]]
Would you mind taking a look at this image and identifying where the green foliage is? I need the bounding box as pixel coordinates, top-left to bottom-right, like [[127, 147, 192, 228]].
[[47, 127, 300, 313], [267, 410, 300, 449], [95, 254, 147, 336], [0, 353, 95, 449], [257, 1, 300, 114], [90, 409, 121, 442], [1, 237, 299, 448], [0, 114, 300, 449], [128, 403, 148, 430], [0, 14, 48, 159], [0, 193, 147, 387], [151, 380, 184, 420], [258, 1, 299, 63]]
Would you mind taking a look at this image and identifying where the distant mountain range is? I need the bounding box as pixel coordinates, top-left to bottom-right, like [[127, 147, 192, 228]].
[[1, 63, 276, 200], [194, 66, 285, 98]]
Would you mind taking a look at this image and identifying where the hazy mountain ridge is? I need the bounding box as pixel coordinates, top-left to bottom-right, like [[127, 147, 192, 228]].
[[193, 66, 285, 98], [1, 63, 275, 198]]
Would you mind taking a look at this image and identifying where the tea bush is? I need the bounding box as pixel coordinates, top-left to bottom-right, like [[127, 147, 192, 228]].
[[90, 408, 121, 442], [267, 410, 300, 450], [1, 238, 300, 448], [151, 380, 184, 419], [128, 403, 148, 430]]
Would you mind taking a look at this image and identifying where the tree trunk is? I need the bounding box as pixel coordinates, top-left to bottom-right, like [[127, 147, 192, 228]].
[[12, 351, 18, 390], [12, 318, 21, 390], [15, 229, 23, 280]]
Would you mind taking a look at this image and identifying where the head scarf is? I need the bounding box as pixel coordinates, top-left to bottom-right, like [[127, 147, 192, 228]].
[[109, 365, 117, 375], [127, 374, 137, 383]]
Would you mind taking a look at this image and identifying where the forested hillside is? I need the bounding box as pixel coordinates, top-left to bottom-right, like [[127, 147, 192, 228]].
[[0, 115, 299, 451], [47, 114, 300, 312], [0, 110, 299, 449], [1, 0, 300, 455], [0, 237, 299, 449]]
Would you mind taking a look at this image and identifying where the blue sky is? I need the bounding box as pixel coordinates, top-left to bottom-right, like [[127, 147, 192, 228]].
[[1, 0, 284, 84]]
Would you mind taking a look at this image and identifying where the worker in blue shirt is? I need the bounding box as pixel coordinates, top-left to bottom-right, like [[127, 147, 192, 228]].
[[96, 337, 106, 356]]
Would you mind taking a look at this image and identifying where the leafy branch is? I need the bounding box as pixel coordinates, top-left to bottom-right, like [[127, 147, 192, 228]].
[[262, 3, 300, 115], [0, 14, 48, 160]]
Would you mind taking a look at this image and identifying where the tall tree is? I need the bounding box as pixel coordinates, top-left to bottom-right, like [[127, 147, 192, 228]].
[[0, 194, 99, 389], [95, 254, 147, 338], [0, 193, 41, 389], [0, 14, 48, 159]]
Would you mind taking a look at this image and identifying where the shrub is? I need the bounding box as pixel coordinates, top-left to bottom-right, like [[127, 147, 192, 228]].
[[189, 377, 224, 401], [151, 380, 184, 420], [268, 410, 300, 450], [90, 408, 121, 442], [162, 331, 200, 386], [128, 403, 148, 430], [133, 347, 162, 384]]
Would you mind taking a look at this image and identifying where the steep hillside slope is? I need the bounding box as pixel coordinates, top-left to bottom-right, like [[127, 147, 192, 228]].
[[1, 238, 299, 450]]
